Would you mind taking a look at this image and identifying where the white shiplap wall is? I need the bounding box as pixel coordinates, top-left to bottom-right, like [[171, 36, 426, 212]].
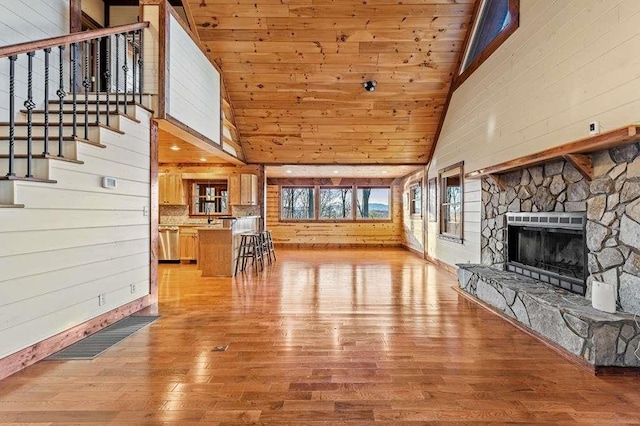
[[428, 0, 640, 267], [0, 0, 69, 122], [0, 107, 151, 359], [167, 15, 221, 144]]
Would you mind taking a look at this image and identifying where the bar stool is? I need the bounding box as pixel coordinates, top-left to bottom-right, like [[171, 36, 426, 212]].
[[234, 233, 264, 275], [260, 231, 274, 265], [264, 230, 276, 263]]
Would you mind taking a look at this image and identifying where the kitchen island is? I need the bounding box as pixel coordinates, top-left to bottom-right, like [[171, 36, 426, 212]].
[[197, 216, 260, 277]]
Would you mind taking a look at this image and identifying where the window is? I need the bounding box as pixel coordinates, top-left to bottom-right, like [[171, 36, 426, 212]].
[[356, 187, 390, 220], [319, 187, 352, 219], [439, 162, 464, 241], [279, 184, 392, 221], [190, 180, 228, 216], [457, 0, 519, 84], [281, 187, 315, 219], [410, 182, 422, 216]]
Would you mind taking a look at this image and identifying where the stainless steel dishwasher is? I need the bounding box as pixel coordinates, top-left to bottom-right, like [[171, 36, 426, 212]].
[[158, 226, 180, 262]]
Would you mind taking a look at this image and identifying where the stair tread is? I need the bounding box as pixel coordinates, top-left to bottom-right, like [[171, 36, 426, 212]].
[[0, 203, 24, 208], [0, 136, 106, 148], [0, 122, 125, 134], [0, 176, 56, 183], [53, 99, 153, 113], [0, 154, 83, 164]]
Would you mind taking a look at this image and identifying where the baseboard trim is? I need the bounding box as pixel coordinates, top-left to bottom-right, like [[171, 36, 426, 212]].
[[401, 245, 424, 258], [452, 286, 640, 376], [425, 254, 458, 275], [274, 243, 403, 249], [0, 295, 152, 381]]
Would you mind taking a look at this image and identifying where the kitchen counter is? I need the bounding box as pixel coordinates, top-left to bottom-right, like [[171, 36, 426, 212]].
[[197, 216, 260, 276]]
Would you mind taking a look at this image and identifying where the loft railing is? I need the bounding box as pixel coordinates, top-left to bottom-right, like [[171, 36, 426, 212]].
[[0, 22, 149, 178]]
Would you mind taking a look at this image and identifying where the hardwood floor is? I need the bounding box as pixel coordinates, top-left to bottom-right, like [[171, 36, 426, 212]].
[[1, 247, 640, 424]]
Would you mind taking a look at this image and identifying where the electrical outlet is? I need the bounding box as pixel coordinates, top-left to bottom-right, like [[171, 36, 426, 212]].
[[130, 283, 136, 294], [98, 293, 106, 306], [143, 206, 149, 217], [589, 121, 600, 136]]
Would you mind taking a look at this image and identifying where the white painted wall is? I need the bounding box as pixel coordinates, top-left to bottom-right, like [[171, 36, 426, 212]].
[[428, 0, 640, 267], [0, 107, 151, 359], [0, 0, 70, 122], [167, 15, 221, 144]]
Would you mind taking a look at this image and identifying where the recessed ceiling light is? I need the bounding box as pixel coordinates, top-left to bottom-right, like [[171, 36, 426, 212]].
[[333, 170, 339, 174], [382, 170, 388, 174], [200, 157, 207, 162], [286, 169, 292, 174], [170, 145, 180, 151]]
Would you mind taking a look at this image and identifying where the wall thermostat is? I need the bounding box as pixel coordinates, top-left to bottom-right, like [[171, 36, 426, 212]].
[[102, 176, 117, 189], [589, 121, 600, 136]]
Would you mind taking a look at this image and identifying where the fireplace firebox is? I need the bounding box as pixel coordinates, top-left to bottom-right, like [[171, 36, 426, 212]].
[[506, 212, 587, 295]]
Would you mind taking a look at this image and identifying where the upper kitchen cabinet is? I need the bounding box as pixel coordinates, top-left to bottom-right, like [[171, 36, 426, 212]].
[[229, 174, 258, 206], [159, 173, 185, 205]]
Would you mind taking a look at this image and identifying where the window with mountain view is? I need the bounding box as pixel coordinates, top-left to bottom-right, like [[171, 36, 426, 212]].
[[356, 187, 391, 220], [319, 187, 353, 219]]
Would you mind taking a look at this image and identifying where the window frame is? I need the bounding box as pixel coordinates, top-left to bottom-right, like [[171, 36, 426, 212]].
[[279, 184, 393, 223], [409, 181, 422, 217], [454, 0, 519, 90], [188, 179, 229, 217], [438, 162, 464, 243]]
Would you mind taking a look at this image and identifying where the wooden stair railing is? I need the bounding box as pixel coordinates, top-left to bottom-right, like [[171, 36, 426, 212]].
[[0, 22, 149, 180]]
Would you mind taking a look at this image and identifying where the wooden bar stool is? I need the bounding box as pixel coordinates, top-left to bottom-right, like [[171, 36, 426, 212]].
[[264, 230, 276, 262], [234, 233, 264, 275]]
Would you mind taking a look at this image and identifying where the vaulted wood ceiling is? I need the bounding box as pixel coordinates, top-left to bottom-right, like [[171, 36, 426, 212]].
[[187, 0, 475, 166]]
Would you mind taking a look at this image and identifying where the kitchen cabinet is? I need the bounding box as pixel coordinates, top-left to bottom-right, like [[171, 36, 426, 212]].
[[159, 173, 185, 205], [229, 174, 258, 205], [179, 227, 198, 262]]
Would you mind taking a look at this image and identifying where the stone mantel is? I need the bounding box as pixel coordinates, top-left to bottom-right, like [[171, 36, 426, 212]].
[[457, 265, 640, 368]]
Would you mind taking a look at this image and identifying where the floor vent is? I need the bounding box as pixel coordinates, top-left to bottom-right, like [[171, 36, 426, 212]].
[[45, 315, 159, 360]]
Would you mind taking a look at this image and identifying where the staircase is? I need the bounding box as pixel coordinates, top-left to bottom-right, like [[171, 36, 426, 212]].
[[0, 22, 149, 208]]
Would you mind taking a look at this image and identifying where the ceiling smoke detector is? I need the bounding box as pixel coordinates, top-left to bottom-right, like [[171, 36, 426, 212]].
[[363, 80, 377, 92]]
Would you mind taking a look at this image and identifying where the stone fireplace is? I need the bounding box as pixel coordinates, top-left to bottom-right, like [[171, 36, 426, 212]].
[[457, 142, 640, 369]]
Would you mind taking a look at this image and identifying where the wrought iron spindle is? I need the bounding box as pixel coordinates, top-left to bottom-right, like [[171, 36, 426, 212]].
[[138, 29, 144, 105], [57, 45, 65, 158], [71, 42, 77, 138], [83, 40, 90, 139], [95, 37, 100, 124], [123, 33, 129, 115], [104, 36, 111, 126], [7, 56, 16, 177], [115, 33, 120, 114], [43, 48, 51, 155], [132, 30, 137, 105], [24, 52, 36, 178]]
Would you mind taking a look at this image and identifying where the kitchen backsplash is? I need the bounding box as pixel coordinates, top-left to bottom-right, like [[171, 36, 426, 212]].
[[159, 204, 261, 225]]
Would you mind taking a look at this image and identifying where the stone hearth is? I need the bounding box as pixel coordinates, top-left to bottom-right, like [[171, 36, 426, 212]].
[[458, 265, 640, 367]]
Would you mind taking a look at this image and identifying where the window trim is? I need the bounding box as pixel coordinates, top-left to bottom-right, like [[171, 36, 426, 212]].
[[438, 161, 464, 243], [279, 184, 393, 223], [409, 180, 422, 218], [454, 0, 519, 91], [188, 179, 229, 217]]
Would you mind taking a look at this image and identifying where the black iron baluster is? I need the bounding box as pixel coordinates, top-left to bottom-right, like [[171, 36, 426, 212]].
[[71, 42, 77, 138], [7, 55, 16, 177], [43, 48, 51, 155], [123, 32, 129, 115], [132, 30, 137, 105], [115, 33, 120, 114], [104, 36, 111, 126], [83, 40, 89, 139], [24, 51, 36, 178], [138, 29, 144, 105], [95, 37, 100, 124], [57, 45, 65, 158]]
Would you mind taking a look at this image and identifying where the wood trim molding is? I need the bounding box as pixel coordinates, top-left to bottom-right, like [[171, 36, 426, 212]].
[[0, 22, 149, 58], [149, 120, 159, 304], [438, 161, 464, 242], [268, 177, 396, 186], [466, 124, 640, 180], [274, 243, 403, 249], [425, 254, 458, 276], [70, 0, 82, 33], [180, 0, 200, 41], [0, 295, 152, 381], [403, 244, 425, 258]]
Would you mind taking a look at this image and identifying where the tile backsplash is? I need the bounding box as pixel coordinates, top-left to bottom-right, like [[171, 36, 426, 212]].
[[159, 204, 261, 225]]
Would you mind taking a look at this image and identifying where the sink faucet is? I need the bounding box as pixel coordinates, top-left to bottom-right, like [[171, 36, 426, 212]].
[[206, 205, 213, 224]]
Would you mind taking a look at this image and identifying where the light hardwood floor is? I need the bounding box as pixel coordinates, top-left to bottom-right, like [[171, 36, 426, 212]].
[[1, 248, 640, 424]]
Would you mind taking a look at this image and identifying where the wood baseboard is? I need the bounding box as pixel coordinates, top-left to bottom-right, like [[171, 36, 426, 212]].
[[274, 243, 403, 249], [425, 254, 458, 275], [0, 295, 152, 381], [452, 287, 640, 376], [402, 245, 424, 258]]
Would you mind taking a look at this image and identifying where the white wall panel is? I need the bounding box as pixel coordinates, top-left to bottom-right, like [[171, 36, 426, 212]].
[[428, 0, 640, 267], [167, 15, 221, 144]]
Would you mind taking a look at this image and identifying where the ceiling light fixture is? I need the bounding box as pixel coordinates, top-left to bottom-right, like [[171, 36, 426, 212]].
[[200, 157, 207, 162], [286, 169, 292, 174], [333, 170, 339, 174], [362, 80, 377, 92], [170, 145, 180, 151], [382, 170, 388, 174]]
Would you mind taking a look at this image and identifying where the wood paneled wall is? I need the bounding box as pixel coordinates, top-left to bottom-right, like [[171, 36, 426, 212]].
[[429, 0, 640, 267], [266, 183, 402, 247]]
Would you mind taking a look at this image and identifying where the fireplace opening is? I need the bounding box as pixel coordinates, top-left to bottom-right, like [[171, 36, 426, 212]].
[[506, 212, 586, 295]]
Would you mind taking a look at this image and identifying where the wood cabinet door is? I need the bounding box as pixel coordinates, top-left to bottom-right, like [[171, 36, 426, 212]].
[[159, 174, 185, 205]]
